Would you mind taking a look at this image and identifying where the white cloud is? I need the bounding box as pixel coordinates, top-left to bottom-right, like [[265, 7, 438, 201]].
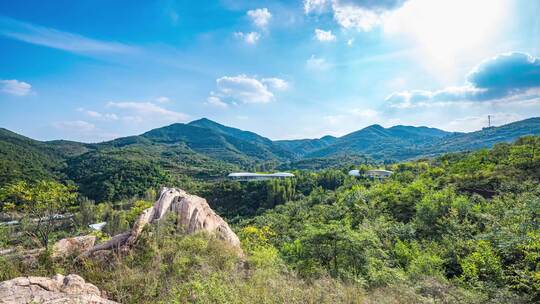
[[306, 55, 330, 70], [262, 77, 289, 90], [0, 79, 32, 96], [155, 96, 171, 103], [208, 75, 288, 105], [78, 108, 119, 121], [0, 17, 135, 56], [332, 3, 382, 31], [247, 8, 272, 28], [347, 38, 354, 46], [215, 74, 274, 104], [314, 29, 336, 42], [106, 101, 189, 122], [53, 120, 96, 131], [206, 96, 229, 108], [234, 31, 261, 44], [303, 0, 409, 32], [304, 0, 330, 14]]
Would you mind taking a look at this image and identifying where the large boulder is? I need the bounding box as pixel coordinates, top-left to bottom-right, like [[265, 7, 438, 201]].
[[81, 187, 242, 258], [0, 274, 117, 303], [52, 235, 96, 258]]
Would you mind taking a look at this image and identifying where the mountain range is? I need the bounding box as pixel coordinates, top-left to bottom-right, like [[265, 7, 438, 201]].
[[1, 117, 540, 199]]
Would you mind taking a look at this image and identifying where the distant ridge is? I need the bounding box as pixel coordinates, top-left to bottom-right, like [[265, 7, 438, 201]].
[[1, 117, 540, 194]]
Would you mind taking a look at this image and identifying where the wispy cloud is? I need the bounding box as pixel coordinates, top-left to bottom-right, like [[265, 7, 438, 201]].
[[234, 31, 261, 44], [106, 101, 189, 122], [0, 79, 32, 96], [77, 108, 119, 121], [306, 55, 330, 70], [206, 96, 229, 108], [53, 120, 96, 131], [155, 96, 172, 104], [0, 16, 136, 56]]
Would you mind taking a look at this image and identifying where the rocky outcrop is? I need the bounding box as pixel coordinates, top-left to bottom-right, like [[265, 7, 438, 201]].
[[81, 187, 241, 258], [0, 274, 117, 303], [52, 235, 96, 259]]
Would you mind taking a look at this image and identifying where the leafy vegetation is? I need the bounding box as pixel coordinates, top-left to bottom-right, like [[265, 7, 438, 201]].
[[0, 123, 539, 303], [2, 117, 539, 200]]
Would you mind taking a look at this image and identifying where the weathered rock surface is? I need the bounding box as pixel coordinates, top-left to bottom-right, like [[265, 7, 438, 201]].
[[81, 187, 241, 258], [52, 235, 96, 258], [0, 274, 117, 303]]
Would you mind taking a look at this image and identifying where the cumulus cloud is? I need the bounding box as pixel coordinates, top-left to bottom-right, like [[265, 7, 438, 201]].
[[208, 74, 288, 106], [247, 8, 272, 28], [387, 52, 540, 108], [106, 101, 189, 122], [216, 75, 273, 104], [234, 31, 261, 44], [0, 79, 32, 96], [314, 29, 336, 42], [304, 0, 409, 31]]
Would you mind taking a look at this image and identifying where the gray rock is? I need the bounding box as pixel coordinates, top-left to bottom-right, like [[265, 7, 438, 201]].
[[0, 274, 117, 303], [52, 235, 96, 259]]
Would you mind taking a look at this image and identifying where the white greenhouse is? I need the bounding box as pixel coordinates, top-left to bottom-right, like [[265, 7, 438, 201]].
[[228, 172, 295, 181]]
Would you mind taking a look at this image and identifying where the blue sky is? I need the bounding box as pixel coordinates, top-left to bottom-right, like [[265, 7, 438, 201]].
[[0, 0, 539, 142]]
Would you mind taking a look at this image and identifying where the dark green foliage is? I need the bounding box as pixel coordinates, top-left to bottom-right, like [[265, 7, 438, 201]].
[[66, 151, 169, 202], [0, 128, 66, 186], [277, 154, 370, 170], [2, 121, 540, 303], [201, 178, 296, 218], [2, 117, 540, 201], [241, 136, 540, 302]]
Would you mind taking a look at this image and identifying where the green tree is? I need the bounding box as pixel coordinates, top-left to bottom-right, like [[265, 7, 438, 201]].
[[0, 180, 77, 247]]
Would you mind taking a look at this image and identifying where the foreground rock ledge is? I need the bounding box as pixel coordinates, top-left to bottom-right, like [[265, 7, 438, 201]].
[[0, 274, 118, 304], [80, 187, 242, 258]]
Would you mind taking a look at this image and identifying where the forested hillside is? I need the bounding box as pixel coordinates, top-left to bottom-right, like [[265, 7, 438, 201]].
[[0, 135, 538, 303], [1, 117, 540, 203]]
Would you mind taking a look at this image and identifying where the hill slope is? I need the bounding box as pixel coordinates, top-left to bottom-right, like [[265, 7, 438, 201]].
[[297, 118, 540, 161], [304, 124, 453, 161], [2, 117, 540, 200]]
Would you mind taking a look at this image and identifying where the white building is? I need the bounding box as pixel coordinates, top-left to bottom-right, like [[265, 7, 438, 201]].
[[348, 169, 361, 177], [366, 169, 393, 179], [348, 169, 393, 179], [88, 222, 107, 231], [228, 172, 294, 181]]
